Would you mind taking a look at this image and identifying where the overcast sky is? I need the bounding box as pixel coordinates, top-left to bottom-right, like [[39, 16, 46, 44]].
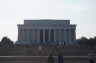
[[0, 0, 96, 42]]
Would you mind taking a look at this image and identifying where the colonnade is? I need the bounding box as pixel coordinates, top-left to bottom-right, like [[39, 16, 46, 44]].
[[18, 29, 76, 44]]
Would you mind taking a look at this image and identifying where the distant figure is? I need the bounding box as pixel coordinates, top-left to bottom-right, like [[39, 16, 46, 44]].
[[27, 44, 32, 56], [56, 43, 59, 53], [88, 51, 95, 63], [56, 42, 59, 46], [38, 45, 42, 52], [47, 54, 54, 63], [59, 42, 62, 46], [56, 47, 58, 53], [38, 45, 42, 56], [63, 42, 66, 45], [58, 52, 63, 63]]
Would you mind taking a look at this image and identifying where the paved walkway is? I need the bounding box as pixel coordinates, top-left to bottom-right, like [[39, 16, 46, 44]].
[[0, 56, 91, 63], [0, 56, 90, 57]]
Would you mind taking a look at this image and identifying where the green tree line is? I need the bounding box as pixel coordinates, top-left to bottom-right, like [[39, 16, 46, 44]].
[[76, 36, 96, 46]]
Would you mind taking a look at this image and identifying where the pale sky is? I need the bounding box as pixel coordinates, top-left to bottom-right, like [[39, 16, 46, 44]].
[[0, 0, 96, 42]]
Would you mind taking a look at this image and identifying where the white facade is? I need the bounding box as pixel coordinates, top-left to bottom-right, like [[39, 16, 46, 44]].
[[16, 19, 76, 45]]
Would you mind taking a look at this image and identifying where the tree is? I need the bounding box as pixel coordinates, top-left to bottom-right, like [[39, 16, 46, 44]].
[[76, 37, 88, 45], [88, 38, 94, 46], [93, 36, 96, 45], [76, 36, 96, 46], [0, 36, 14, 46]]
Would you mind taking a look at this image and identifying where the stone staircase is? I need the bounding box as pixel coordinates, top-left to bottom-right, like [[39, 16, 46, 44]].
[[0, 45, 95, 56], [0, 45, 95, 63]]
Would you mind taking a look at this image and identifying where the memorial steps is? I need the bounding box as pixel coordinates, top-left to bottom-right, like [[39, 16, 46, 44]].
[[0, 45, 95, 63], [0, 45, 95, 56]]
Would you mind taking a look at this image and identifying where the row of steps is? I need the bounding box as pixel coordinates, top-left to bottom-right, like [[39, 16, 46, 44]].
[[0, 45, 96, 56], [0, 45, 95, 63]]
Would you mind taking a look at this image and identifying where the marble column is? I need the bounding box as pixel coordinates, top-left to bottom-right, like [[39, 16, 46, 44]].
[[27, 29, 30, 43], [32, 29, 34, 42], [22, 29, 24, 42], [61, 29, 64, 42], [18, 29, 20, 41], [38, 29, 40, 43], [64, 29, 66, 42], [59, 29, 61, 42], [48, 29, 51, 42], [69, 29, 71, 43], [54, 29, 56, 42], [74, 29, 76, 42], [43, 29, 45, 43]]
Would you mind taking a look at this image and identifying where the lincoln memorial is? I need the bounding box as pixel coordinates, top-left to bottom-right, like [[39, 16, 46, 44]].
[[16, 19, 76, 45]]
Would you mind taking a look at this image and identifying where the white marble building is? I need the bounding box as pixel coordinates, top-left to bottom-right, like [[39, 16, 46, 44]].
[[16, 19, 76, 45]]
